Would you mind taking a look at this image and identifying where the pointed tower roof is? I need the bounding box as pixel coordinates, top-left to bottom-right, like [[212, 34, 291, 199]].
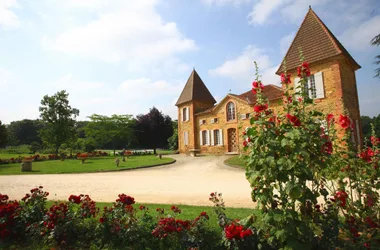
[[175, 69, 216, 106], [276, 7, 360, 74]]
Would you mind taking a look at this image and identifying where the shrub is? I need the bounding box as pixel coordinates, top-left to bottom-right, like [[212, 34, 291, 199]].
[[240, 59, 379, 249]]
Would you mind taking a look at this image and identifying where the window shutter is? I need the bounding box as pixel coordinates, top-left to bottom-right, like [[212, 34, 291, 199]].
[[184, 132, 188, 146], [199, 120, 203, 125], [294, 77, 301, 94], [219, 129, 223, 146], [211, 130, 214, 146], [199, 131, 203, 146], [314, 72, 324, 98], [210, 118, 214, 124], [186, 107, 190, 121], [206, 130, 210, 145]]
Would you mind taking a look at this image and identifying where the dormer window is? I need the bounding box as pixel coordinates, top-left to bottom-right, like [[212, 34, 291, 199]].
[[182, 107, 190, 122], [227, 102, 236, 121]]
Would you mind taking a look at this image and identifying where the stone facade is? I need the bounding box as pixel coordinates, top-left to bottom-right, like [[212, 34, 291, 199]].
[[176, 8, 363, 155]]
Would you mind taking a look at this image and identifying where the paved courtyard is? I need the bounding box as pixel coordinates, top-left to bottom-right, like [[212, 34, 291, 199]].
[[0, 155, 254, 208]]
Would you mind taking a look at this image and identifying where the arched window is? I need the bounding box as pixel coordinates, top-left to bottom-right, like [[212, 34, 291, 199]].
[[227, 102, 236, 121]]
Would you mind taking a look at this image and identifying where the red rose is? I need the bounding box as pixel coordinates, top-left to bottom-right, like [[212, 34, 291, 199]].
[[253, 104, 268, 113], [322, 141, 333, 154], [99, 217, 105, 223], [280, 73, 291, 84], [334, 190, 348, 208], [243, 140, 248, 147], [338, 115, 351, 129]]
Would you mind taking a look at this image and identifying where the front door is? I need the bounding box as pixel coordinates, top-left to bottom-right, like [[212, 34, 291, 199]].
[[227, 128, 237, 152]]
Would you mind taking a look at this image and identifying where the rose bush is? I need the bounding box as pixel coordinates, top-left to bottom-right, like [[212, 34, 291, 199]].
[[239, 59, 379, 249]]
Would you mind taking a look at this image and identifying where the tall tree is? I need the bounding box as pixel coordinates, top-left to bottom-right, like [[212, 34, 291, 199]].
[[85, 114, 136, 155], [167, 120, 178, 150], [7, 119, 44, 146], [371, 33, 380, 78], [39, 90, 79, 154], [0, 120, 8, 148], [136, 107, 173, 154]]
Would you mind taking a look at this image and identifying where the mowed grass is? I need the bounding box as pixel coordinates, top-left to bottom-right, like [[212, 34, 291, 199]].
[[0, 155, 174, 175], [45, 200, 256, 230], [224, 155, 246, 168]]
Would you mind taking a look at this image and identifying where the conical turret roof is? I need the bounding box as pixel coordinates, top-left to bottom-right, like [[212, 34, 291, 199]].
[[175, 69, 216, 106], [276, 7, 360, 74]]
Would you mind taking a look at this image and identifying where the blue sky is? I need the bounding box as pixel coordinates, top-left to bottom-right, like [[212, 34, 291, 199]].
[[0, 0, 379, 124]]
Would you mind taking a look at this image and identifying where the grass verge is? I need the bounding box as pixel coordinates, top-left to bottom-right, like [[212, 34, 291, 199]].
[[224, 155, 246, 168], [0, 155, 175, 175]]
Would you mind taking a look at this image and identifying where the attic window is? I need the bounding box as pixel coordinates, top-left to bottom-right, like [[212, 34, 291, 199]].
[[210, 118, 218, 124], [227, 102, 236, 121], [240, 113, 250, 120], [199, 119, 206, 125]]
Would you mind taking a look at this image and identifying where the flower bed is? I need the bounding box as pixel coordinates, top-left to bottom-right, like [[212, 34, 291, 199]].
[[0, 151, 109, 165]]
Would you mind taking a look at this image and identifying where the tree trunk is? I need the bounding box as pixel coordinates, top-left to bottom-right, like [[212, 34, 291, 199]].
[[113, 148, 116, 156], [55, 146, 59, 155], [153, 147, 156, 155]]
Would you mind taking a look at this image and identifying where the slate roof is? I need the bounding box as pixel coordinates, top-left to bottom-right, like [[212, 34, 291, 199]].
[[276, 7, 360, 74], [175, 69, 216, 106]]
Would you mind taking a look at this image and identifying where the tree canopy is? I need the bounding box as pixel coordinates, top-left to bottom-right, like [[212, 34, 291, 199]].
[[7, 119, 44, 146], [39, 90, 79, 154], [0, 120, 8, 148], [136, 107, 173, 154], [85, 114, 136, 155], [371, 33, 380, 78]]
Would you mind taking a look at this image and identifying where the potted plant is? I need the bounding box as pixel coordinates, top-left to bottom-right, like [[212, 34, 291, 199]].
[[77, 153, 88, 164]]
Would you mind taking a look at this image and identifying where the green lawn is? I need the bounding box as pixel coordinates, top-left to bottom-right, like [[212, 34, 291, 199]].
[[224, 155, 246, 168], [0, 155, 174, 175], [45, 200, 256, 230]]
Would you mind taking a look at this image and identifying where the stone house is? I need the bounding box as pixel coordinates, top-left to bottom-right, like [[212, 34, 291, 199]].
[[175, 7, 362, 155]]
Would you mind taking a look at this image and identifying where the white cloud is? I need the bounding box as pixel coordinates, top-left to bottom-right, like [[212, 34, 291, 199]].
[[209, 45, 281, 88], [118, 78, 182, 100], [248, 0, 285, 25], [0, 0, 20, 29], [53, 74, 104, 92], [42, 1, 197, 69], [280, 32, 295, 56], [202, 0, 250, 6], [339, 15, 380, 51]]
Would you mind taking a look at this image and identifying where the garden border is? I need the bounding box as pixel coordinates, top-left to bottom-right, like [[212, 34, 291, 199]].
[[223, 157, 245, 170]]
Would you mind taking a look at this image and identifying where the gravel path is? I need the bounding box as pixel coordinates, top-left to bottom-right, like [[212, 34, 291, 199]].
[[0, 155, 254, 208]]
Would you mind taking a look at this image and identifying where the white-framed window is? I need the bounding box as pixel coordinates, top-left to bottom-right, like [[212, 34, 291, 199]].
[[199, 119, 206, 125], [294, 72, 324, 99], [227, 102, 236, 121], [240, 113, 250, 120], [200, 130, 209, 146], [182, 107, 190, 122], [184, 131, 189, 146], [210, 118, 218, 124], [213, 130, 220, 145]]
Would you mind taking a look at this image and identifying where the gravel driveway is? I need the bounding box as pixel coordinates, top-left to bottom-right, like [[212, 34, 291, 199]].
[[0, 155, 254, 208]]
